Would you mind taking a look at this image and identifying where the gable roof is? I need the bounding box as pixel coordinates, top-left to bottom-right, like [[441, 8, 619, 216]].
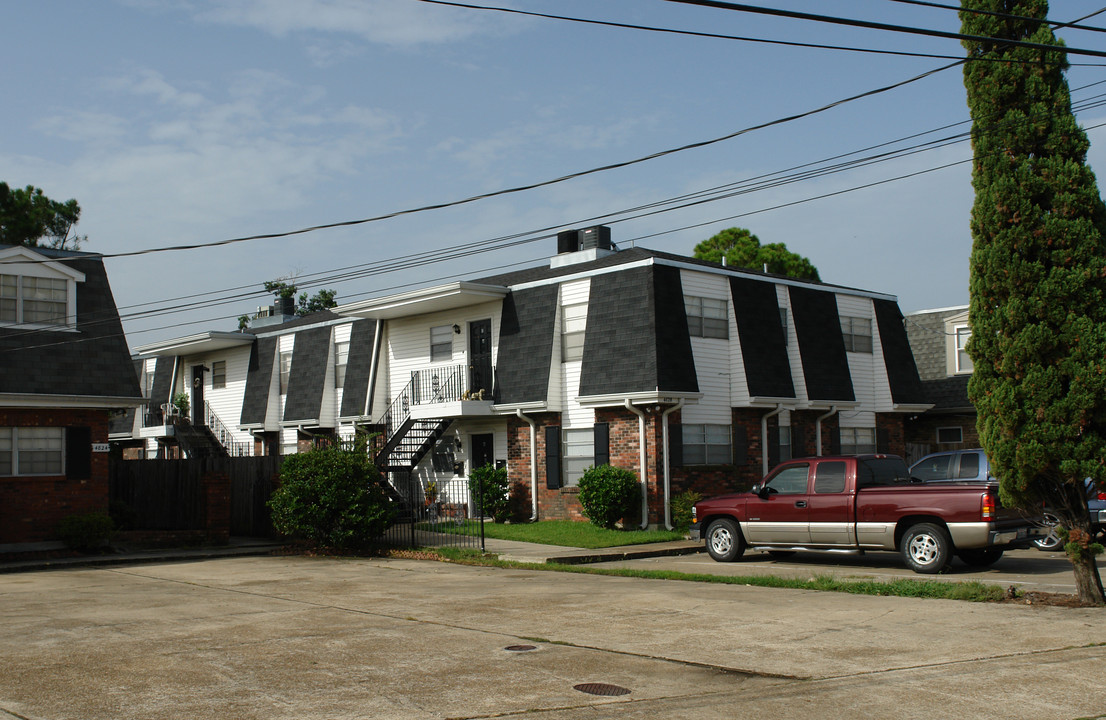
[[0, 245, 143, 406]]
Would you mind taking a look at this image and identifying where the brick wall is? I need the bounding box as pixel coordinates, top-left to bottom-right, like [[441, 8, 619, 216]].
[[0, 407, 111, 544]]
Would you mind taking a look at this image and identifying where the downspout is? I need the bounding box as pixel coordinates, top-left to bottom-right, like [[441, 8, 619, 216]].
[[815, 406, 838, 457], [761, 404, 784, 477], [625, 400, 649, 529], [661, 399, 685, 531], [516, 409, 539, 521]]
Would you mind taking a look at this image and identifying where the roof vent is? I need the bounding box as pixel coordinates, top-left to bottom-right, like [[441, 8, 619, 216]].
[[551, 226, 616, 268]]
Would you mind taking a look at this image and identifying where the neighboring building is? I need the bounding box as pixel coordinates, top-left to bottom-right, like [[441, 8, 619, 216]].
[[904, 305, 976, 462], [335, 227, 930, 526], [127, 309, 378, 459], [0, 244, 144, 545], [127, 228, 930, 525]]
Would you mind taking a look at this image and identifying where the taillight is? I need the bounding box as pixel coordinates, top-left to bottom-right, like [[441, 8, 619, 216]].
[[691, 506, 698, 524], [981, 492, 995, 520], [1097, 493, 1106, 502]]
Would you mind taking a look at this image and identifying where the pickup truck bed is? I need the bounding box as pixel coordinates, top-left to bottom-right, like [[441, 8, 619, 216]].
[[691, 455, 1044, 573]]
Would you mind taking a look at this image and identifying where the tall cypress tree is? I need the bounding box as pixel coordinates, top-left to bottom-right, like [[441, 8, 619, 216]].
[[961, 0, 1106, 604]]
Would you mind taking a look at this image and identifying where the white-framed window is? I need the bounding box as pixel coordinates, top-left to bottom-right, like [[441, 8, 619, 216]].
[[430, 325, 453, 362], [561, 303, 587, 362], [779, 307, 788, 336], [682, 424, 732, 465], [937, 426, 963, 444], [279, 351, 292, 395], [955, 325, 973, 373], [0, 274, 69, 326], [334, 341, 350, 388], [778, 426, 792, 462], [840, 427, 876, 454], [0, 427, 65, 476], [840, 316, 873, 353], [211, 360, 226, 389], [562, 427, 594, 486], [685, 296, 728, 339]]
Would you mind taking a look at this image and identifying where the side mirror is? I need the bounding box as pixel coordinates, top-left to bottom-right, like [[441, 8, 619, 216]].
[[752, 483, 770, 499]]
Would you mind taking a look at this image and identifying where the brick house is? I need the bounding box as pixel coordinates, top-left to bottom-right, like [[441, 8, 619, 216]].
[[904, 305, 977, 463], [335, 227, 930, 527], [0, 244, 144, 545]]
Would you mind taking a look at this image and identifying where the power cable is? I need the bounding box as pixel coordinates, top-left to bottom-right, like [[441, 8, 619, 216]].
[[884, 0, 1106, 33], [7, 86, 1105, 348], [660, 0, 1106, 58]]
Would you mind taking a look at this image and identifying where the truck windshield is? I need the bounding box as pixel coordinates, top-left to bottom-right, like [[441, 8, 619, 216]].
[[857, 457, 911, 488]]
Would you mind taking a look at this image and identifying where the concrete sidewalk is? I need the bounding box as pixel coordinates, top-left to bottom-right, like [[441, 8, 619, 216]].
[[0, 536, 701, 574]]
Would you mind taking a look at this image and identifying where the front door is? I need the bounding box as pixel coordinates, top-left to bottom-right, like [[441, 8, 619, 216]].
[[471, 433, 494, 471], [191, 365, 206, 426], [468, 319, 492, 397]]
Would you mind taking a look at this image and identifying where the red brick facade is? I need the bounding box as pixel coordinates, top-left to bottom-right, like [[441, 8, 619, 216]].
[[506, 406, 912, 525], [0, 408, 111, 544]]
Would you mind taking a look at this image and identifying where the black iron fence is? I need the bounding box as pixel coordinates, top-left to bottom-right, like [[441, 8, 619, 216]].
[[379, 472, 486, 551]]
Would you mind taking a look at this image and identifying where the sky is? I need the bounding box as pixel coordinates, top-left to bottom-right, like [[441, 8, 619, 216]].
[[3, 0, 1105, 350]]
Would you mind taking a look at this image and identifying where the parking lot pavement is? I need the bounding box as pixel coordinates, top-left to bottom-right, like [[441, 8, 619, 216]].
[[594, 546, 1101, 595], [2, 555, 1106, 720]]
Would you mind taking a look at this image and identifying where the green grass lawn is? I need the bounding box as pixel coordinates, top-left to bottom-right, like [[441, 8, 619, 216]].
[[422, 519, 687, 548]]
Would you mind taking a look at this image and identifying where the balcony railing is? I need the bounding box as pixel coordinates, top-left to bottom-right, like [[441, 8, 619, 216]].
[[204, 401, 253, 457], [377, 363, 493, 439]]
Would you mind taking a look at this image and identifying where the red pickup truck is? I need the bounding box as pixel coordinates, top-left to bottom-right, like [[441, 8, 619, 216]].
[[690, 455, 1044, 573]]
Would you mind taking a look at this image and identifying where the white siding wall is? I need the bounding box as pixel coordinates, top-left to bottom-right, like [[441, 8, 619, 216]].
[[838, 294, 878, 415], [558, 279, 592, 428], [332, 322, 352, 422], [184, 346, 254, 449], [383, 301, 503, 412], [277, 334, 295, 431], [680, 269, 731, 424], [778, 285, 808, 405]]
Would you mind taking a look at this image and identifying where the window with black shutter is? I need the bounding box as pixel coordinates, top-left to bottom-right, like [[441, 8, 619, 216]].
[[593, 422, 609, 468], [545, 425, 561, 489]]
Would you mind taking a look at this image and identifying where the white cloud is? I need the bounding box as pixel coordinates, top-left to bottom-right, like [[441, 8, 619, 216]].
[[190, 0, 517, 47]]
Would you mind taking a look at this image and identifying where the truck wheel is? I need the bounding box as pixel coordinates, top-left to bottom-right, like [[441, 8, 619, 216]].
[[901, 523, 952, 574], [957, 548, 1003, 567], [705, 519, 745, 562], [1033, 513, 1063, 551]]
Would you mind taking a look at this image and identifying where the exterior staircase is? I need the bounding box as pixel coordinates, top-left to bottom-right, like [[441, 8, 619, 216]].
[[173, 418, 230, 458], [376, 417, 452, 472]]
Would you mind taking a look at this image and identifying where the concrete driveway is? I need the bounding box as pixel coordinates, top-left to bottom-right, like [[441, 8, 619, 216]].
[[2, 554, 1105, 720]]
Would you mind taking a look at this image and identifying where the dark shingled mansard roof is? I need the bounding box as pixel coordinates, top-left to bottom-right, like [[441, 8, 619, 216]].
[[0, 245, 142, 402]]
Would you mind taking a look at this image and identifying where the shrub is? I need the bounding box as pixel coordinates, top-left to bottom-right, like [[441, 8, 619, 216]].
[[671, 489, 703, 533], [57, 512, 115, 553], [468, 464, 511, 522], [268, 446, 396, 549], [577, 465, 640, 529]]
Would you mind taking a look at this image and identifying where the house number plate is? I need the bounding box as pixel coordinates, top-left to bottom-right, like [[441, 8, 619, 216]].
[[92, 443, 110, 453]]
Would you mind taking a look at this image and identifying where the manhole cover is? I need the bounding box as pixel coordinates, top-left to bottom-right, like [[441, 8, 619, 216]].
[[574, 683, 631, 697], [504, 645, 537, 652]]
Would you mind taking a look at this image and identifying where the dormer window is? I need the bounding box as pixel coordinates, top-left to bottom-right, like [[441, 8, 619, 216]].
[[1, 273, 69, 326], [955, 326, 973, 373], [0, 247, 83, 329]]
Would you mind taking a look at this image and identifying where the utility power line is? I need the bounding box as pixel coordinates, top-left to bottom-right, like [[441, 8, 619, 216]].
[[661, 0, 1106, 58]]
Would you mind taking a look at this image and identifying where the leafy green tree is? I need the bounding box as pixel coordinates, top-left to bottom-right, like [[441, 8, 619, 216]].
[[693, 227, 819, 281], [0, 182, 85, 249], [961, 0, 1106, 604], [268, 444, 396, 549], [297, 288, 337, 315]]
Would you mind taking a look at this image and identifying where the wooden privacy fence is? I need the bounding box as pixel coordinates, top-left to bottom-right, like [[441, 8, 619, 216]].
[[109, 456, 282, 539]]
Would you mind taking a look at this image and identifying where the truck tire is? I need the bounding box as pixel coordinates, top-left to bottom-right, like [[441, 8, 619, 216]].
[[705, 518, 745, 562], [957, 548, 1003, 567], [901, 523, 952, 574]]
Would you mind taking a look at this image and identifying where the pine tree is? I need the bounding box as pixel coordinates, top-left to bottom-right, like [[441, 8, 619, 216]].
[[961, 0, 1106, 604]]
